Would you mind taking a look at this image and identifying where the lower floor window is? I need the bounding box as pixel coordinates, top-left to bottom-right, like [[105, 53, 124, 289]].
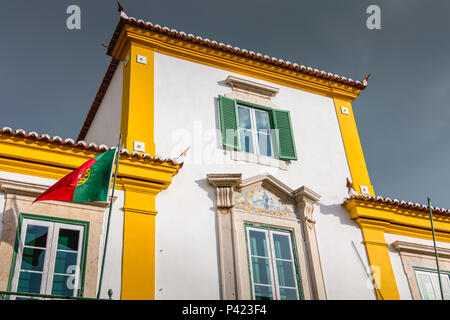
[[11, 216, 86, 299], [415, 268, 450, 300], [245, 224, 301, 300]]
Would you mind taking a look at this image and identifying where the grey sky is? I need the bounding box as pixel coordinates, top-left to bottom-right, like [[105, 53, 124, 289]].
[[1, 0, 450, 208]]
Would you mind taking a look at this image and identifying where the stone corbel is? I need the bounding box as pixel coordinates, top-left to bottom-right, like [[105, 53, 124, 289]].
[[207, 174, 241, 211], [294, 186, 327, 300], [294, 186, 320, 228], [207, 173, 242, 299]]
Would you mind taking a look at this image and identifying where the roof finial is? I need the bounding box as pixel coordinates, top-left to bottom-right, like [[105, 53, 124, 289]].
[[117, 1, 124, 13], [362, 73, 371, 86], [346, 178, 357, 196]]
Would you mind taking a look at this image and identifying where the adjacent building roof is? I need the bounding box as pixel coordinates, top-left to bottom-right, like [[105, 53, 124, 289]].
[[344, 194, 450, 216], [0, 127, 184, 166]]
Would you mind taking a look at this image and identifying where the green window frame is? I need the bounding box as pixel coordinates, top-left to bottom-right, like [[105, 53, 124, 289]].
[[413, 267, 450, 300], [244, 222, 303, 300], [7, 213, 89, 299], [218, 96, 297, 161]]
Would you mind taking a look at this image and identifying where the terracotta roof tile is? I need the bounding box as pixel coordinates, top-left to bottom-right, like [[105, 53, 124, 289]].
[[106, 11, 368, 90], [343, 194, 450, 216], [0, 127, 184, 166], [78, 9, 370, 150]]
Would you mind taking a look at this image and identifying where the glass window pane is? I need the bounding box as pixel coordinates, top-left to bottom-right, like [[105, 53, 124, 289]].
[[255, 110, 270, 132], [51, 275, 75, 296], [276, 260, 296, 287], [238, 107, 252, 129], [24, 225, 48, 248], [254, 285, 273, 300], [252, 257, 272, 285], [279, 287, 298, 300], [442, 275, 450, 300], [257, 133, 272, 157], [57, 229, 80, 251], [272, 234, 292, 260], [432, 273, 450, 300], [249, 230, 268, 257], [417, 273, 437, 300], [239, 129, 255, 153], [54, 251, 78, 274], [20, 247, 46, 271], [17, 271, 42, 294]]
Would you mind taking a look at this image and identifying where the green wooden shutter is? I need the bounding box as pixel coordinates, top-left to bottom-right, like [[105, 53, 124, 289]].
[[218, 95, 240, 150], [272, 109, 297, 160]]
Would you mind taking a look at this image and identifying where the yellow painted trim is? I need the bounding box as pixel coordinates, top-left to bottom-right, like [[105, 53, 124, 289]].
[[345, 198, 450, 299], [345, 199, 450, 241], [111, 25, 363, 102], [111, 25, 373, 196], [119, 177, 158, 300], [356, 218, 400, 300], [121, 43, 156, 155], [0, 136, 182, 300], [332, 97, 374, 196], [0, 135, 179, 189]]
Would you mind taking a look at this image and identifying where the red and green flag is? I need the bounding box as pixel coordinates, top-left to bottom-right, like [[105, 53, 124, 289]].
[[33, 148, 117, 203]]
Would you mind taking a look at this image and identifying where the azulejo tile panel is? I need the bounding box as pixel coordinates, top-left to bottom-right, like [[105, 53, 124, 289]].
[[234, 187, 296, 218]]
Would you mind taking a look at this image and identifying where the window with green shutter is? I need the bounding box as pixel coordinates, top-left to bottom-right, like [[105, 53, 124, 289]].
[[218, 96, 297, 161]]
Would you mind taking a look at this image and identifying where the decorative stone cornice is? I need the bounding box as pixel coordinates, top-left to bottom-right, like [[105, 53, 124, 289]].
[[294, 186, 321, 205], [391, 241, 450, 259], [0, 178, 116, 208], [225, 75, 279, 98], [0, 179, 47, 197], [206, 173, 242, 188]]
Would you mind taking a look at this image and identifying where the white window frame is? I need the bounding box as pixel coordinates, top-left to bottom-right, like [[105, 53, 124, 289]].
[[11, 218, 84, 299], [246, 226, 299, 300], [414, 269, 450, 300], [237, 105, 274, 158]]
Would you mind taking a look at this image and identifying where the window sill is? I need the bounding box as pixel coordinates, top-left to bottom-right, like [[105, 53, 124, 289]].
[[230, 150, 289, 171]]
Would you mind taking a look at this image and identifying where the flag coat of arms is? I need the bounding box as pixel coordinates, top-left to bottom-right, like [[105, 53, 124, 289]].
[[33, 148, 117, 203]]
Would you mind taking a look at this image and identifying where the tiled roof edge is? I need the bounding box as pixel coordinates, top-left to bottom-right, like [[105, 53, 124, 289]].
[[0, 127, 184, 166], [107, 10, 369, 90], [343, 194, 450, 216]]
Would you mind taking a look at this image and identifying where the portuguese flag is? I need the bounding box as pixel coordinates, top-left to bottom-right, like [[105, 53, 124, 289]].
[[33, 148, 117, 203]]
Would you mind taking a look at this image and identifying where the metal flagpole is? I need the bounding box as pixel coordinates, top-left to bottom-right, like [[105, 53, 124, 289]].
[[427, 197, 444, 300], [97, 134, 122, 299]]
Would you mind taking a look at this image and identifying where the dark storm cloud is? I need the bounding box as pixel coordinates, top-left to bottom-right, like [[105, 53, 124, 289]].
[[1, 0, 449, 207]]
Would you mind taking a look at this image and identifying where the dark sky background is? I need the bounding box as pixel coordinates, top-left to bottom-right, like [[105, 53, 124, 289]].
[[1, 0, 450, 208]]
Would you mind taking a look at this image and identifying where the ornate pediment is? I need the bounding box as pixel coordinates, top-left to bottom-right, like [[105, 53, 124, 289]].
[[233, 186, 296, 219]]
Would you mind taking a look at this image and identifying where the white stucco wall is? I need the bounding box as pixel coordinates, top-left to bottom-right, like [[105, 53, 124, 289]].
[[84, 61, 123, 147], [0, 190, 6, 240], [154, 52, 375, 300], [97, 188, 124, 300], [0, 170, 124, 299], [385, 233, 450, 300]]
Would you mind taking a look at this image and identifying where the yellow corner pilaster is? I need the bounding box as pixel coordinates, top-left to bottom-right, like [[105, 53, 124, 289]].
[[333, 96, 375, 196], [356, 218, 400, 300], [120, 178, 159, 300], [121, 43, 155, 155]]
